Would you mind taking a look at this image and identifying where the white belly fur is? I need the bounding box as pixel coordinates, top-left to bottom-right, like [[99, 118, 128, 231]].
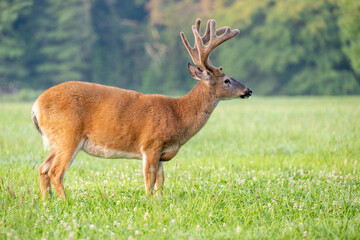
[[82, 139, 141, 159]]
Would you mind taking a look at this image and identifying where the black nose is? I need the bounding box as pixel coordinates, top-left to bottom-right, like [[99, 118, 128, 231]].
[[240, 88, 252, 98]]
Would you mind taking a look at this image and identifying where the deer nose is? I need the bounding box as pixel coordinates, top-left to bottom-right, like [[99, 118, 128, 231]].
[[240, 87, 252, 98], [247, 88, 252, 96], [240, 88, 252, 98]]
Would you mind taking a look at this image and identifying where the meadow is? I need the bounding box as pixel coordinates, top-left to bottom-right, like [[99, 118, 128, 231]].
[[0, 97, 359, 239]]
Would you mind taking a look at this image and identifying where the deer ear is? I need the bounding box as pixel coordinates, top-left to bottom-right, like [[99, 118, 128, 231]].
[[187, 63, 210, 82]]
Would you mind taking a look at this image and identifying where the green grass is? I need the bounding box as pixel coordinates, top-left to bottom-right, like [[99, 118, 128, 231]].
[[1, 97, 360, 239]]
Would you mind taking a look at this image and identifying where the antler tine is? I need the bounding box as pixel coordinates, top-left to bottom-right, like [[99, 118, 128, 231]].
[[195, 18, 201, 33], [180, 18, 204, 66], [201, 20, 211, 44], [180, 31, 199, 65], [209, 19, 217, 41], [194, 18, 202, 49], [192, 24, 204, 53]]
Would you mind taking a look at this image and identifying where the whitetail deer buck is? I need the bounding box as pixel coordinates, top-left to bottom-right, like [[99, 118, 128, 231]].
[[32, 18, 252, 199]]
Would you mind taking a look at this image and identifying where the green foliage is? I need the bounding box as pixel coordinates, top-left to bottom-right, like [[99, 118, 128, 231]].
[[0, 0, 32, 91], [0, 0, 359, 95], [89, 0, 148, 90], [28, 0, 94, 87], [337, 0, 360, 75], [1, 98, 360, 238]]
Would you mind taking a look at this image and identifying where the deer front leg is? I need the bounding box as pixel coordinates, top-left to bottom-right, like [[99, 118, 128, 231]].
[[155, 162, 164, 197], [142, 150, 160, 197]]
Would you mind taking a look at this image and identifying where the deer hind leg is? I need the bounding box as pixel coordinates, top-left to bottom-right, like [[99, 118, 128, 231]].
[[155, 162, 164, 197], [48, 140, 83, 199], [142, 149, 161, 197], [39, 150, 56, 199]]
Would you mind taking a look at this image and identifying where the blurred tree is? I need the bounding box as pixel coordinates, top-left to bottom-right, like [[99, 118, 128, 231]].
[[0, 0, 32, 91], [27, 0, 94, 88], [90, 0, 148, 90], [337, 0, 360, 76]]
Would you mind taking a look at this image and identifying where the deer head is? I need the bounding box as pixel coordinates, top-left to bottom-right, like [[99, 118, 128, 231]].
[[181, 18, 252, 99]]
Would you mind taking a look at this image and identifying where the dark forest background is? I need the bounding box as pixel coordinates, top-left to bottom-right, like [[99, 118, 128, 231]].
[[0, 0, 359, 96]]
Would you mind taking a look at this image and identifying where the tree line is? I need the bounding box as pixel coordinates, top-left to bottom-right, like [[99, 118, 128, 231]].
[[0, 0, 359, 95]]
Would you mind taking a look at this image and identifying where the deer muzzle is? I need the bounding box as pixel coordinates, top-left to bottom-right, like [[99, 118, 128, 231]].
[[240, 88, 252, 98]]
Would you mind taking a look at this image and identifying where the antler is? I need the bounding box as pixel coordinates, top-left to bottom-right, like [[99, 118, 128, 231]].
[[180, 18, 240, 76]]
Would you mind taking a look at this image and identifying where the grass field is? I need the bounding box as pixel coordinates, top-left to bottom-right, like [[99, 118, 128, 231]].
[[1, 97, 360, 239]]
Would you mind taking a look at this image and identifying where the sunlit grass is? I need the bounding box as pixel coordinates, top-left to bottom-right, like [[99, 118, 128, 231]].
[[1, 97, 360, 239]]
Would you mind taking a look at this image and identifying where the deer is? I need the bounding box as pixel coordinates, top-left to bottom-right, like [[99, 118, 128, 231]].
[[32, 18, 252, 200]]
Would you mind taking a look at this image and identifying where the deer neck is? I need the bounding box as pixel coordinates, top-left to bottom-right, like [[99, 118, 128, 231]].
[[176, 81, 219, 142]]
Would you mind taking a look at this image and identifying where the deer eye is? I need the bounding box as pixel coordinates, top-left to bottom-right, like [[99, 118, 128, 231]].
[[224, 79, 231, 84]]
